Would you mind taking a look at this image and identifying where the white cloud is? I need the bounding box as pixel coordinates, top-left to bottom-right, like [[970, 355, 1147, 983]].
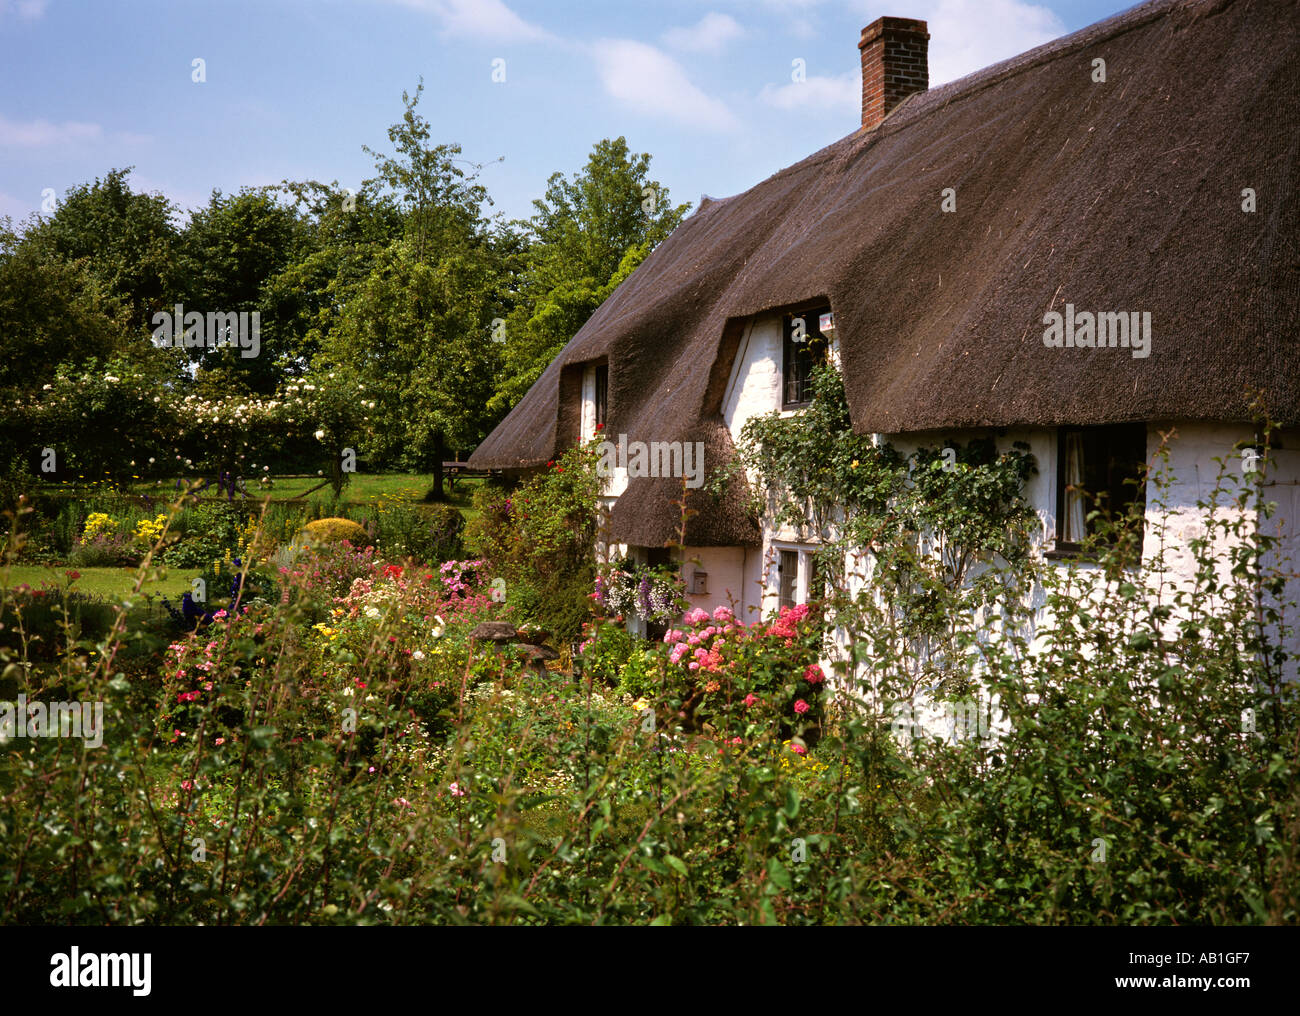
[[911, 0, 1066, 86], [760, 71, 857, 114], [389, 0, 552, 42], [592, 39, 738, 132], [662, 12, 744, 54], [0, 113, 102, 147], [0, 0, 48, 21]]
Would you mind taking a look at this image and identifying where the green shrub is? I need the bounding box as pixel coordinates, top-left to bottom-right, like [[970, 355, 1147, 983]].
[[423, 503, 465, 562], [161, 501, 246, 569], [615, 644, 657, 700], [68, 534, 139, 568], [466, 442, 601, 649], [581, 620, 634, 685], [364, 493, 464, 564]]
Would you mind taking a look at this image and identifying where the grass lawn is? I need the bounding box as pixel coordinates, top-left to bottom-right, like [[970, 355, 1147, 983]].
[[2, 564, 192, 602], [111, 473, 484, 520], [246, 473, 437, 501]]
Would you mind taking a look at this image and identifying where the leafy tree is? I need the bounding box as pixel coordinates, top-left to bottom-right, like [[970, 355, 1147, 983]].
[[0, 219, 131, 394], [177, 187, 311, 391], [29, 167, 180, 330], [361, 79, 496, 263], [320, 83, 511, 498], [491, 137, 690, 415], [261, 180, 405, 375]]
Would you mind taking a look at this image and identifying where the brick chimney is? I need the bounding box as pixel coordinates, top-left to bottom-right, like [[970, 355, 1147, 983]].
[[859, 16, 929, 131]]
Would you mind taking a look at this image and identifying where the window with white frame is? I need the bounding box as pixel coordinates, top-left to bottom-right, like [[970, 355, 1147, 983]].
[[771, 543, 825, 610], [579, 361, 608, 441]]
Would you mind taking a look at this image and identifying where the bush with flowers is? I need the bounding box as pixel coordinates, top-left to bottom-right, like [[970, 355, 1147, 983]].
[[17, 354, 377, 493], [82, 512, 117, 541], [575, 617, 633, 684], [133, 513, 169, 545], [650, 602, 827, 743], [592, 559, 682, 625]]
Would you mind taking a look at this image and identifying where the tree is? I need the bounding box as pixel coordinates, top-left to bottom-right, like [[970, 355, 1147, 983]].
[[490, 137, 690, 415], [319, 83, 511, 499], [260, 180, 405, 377], [361, 79, 495, 263], [177, 187, 310, 392], [0, 219, 131, 393], [30, 167, 180, 331]]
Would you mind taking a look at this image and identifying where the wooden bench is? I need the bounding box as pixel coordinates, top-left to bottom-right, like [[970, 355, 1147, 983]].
[[443, 462, 499, 491]]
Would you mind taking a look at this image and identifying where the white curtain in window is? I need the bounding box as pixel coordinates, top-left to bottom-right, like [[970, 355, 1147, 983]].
[[1062, 433, 1086, 543]]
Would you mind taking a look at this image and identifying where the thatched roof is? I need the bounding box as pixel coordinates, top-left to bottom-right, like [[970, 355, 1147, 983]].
[[471, 0, 1300, 548]]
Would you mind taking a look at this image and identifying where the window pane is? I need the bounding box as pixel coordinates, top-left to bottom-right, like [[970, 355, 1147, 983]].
[[782, 308, 829, 407], [1062, 432, 1087, 543], [778, 550, 798, 610], [1058, 424, 1146, 547]]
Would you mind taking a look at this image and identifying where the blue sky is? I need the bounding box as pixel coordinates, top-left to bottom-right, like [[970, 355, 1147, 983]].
[[1, 0, 1138, 228]]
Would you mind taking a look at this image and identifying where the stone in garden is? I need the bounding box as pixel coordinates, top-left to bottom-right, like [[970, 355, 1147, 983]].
[[469, 621, 516, 643]]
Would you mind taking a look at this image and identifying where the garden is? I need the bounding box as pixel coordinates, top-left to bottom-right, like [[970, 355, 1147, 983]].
[[1, 371, 1296, 925]]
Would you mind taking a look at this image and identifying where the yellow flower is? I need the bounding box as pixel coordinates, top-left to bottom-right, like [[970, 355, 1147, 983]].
[[82, 512, 118, 540], [850, 460, 859, 470]]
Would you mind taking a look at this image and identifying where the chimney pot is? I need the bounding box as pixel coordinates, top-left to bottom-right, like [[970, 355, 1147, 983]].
[[859, 16, 929, 131]]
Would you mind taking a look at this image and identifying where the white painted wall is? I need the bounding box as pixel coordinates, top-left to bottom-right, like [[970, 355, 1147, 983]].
[[722, 317, 782, 441], [680, 546, 748, 617]]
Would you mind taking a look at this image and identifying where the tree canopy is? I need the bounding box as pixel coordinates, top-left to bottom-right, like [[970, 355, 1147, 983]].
[[0, 85, 689, 493]]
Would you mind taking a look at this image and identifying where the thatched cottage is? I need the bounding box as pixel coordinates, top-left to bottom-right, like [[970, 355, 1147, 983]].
[[471, 0, 1300, 656]]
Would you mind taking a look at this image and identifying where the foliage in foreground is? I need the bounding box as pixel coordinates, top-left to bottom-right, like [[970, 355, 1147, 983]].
[[0, 421, 1296, 924]]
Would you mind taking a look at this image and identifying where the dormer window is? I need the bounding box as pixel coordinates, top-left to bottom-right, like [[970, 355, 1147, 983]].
[[580, 360, 609, 441], [782, 306, 830, 408]]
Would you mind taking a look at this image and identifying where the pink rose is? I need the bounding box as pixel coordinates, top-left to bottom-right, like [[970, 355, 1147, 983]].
[[793, 699, 810, 714]]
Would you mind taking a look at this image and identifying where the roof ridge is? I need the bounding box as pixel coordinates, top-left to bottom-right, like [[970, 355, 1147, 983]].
[[698, 0, 1223, 207], [862, 0, 1226, 142]]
